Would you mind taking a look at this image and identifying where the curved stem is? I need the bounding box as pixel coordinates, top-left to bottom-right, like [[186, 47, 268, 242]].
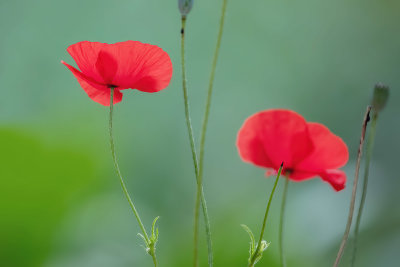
[[198, 0, 228, 179], [279, 177, 289, 267], [249, 164, 283, 267], [196, 0, 228, 264], [180, 17, 213, 267], [333, 106, 372, 267], [109, 88, 157, 266], [351, 113, 378, 266], [180, 17, 200, 267], [180, 17, 199, 182]]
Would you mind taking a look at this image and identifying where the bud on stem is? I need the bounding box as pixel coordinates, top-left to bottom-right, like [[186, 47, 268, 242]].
[[178, 0, 194, 18]]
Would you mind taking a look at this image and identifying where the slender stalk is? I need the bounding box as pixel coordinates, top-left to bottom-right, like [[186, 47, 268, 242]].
[[279, 177, 289, 267], [200, 187, 213, 267], [109, 88, 157, 267], [351, 112, 378, 266], [248, 163, 284, 267], [180, 17, 199, 182], [198, 0, 228, 181], [333, 106, 372, 267], [180, 17, 213, 267], [195, 0, 228, 264]]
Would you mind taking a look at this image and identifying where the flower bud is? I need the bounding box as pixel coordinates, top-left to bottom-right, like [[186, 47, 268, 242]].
[[178, 0, 194, 18], [371, 83, 389, 113]]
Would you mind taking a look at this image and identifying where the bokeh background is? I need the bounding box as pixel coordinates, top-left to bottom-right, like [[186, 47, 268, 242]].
[[1, 0, 399, 266]]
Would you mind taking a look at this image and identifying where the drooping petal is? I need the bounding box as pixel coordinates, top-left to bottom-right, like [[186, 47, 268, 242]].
[[103, 41, 173, 92], [287, 169, 346, 191], [319, 169, 346, 191], [295, 122, 349, 172], [62, 61, 122, 106], [66, 41, 110, 84], [237, 110, 314, 170]]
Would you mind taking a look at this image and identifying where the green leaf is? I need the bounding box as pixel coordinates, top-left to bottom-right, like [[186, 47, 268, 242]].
[[241, 224, 256, 259]]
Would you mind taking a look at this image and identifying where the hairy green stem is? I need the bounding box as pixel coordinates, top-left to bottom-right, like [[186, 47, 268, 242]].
[[180, 17, 199, 186], [279, 177, 289, 267], [180, 17, 213, 267], [249, 164, 283, 267], [351, 112, 378, 266], [109, 88, 157, 267], [333, 106, 371, 267]]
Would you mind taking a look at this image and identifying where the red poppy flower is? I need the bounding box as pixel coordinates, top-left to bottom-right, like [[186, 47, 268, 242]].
[[62, 41, 173, 106], [237, 109, 349, 191]]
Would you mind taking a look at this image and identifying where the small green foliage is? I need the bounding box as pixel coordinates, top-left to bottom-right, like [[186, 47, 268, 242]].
[[241, 224, 256, 258], [138, 216, 160, 256], [150, 216, 160, 246], [241, 224, 270, 266]]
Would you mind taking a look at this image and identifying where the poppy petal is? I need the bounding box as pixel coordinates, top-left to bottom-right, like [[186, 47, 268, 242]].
[[320, 169, 346, 191], [295, 122, 349, 172], [288, 169, 346, 191], [62, 61, 122, 106], [237, 118, 275, 169], [66, 41, 110, 83], [103, 41, 173, 92], [237, 110, 314, 169], [95, 50, 118, 85], [288, 170, 316, 181]]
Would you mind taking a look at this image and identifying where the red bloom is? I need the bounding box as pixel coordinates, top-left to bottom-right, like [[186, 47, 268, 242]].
[[237, 109, 349, 191], [62, 41, 173, 106]]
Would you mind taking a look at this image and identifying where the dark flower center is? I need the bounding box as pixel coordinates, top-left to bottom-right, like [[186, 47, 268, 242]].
[[284, 168, 293, 175]]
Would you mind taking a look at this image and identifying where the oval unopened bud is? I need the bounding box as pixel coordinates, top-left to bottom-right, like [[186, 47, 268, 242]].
[[371, 83, 389, 113], [178, 0, 193, 17]]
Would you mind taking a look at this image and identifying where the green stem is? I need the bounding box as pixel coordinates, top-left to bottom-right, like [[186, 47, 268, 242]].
[[333, 106, 372, 267], [150, 252, 158, 267], [200, 187, 213, 267], [196, 0, 227, 264], [109, 88, 157, 267], [351, 112, 378, 266], [180, 17, 213, 267], [198, 0, 228, 180], [279, 177, 289, 267], [180, 17, 199, 184], [248, 164, 284, 267]]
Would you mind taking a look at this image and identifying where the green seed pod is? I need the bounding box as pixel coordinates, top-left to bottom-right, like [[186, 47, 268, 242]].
[[371, 83, 389, 113], [178, 0, 193, 18]]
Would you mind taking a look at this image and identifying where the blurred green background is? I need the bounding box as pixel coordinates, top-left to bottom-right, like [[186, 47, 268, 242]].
[[1, 0, 399, 266]]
